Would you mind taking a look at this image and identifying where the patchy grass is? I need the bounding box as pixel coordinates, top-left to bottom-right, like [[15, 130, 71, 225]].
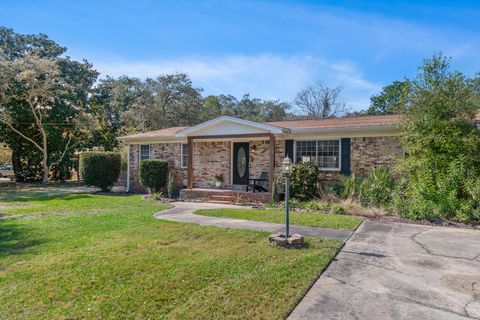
[[195, 208, 363, 230], [0, 190, 342, 319]]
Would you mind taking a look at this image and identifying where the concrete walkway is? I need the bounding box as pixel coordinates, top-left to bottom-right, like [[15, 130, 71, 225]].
[[288, 220, 480, 320], [153, 201, 353, 241]]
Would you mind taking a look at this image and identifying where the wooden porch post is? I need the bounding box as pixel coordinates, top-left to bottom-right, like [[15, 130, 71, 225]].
[[269, 134, 275, 192], [187, 136, 193, 189]]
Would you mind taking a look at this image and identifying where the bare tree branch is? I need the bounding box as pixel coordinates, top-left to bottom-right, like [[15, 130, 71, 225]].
[[295, 83, 347, 119]]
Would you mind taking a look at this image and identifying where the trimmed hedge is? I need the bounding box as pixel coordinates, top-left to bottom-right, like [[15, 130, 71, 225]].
[[79, 152, 121, 191], [140, 160, 169, 192]]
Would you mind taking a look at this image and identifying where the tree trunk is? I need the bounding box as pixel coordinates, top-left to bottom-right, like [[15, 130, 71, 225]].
[[41, 128, 49, 185]]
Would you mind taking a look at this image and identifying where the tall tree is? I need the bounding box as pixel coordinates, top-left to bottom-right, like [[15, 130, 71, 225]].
[[0, 28, 97, 182], [367, 80, 412, 114], [295, 83, 346, 119]]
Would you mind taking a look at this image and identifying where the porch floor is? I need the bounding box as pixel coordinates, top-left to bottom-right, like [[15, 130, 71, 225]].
[[180, 188, 271, 204]]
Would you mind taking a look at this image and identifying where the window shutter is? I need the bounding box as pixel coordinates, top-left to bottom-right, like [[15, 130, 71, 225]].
[[285, 140, 294, 160], [340, 138, 351, 175]]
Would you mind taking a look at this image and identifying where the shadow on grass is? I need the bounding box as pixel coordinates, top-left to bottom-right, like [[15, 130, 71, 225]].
[[0, 220, 44, 257], [1, 192, 95, 203]]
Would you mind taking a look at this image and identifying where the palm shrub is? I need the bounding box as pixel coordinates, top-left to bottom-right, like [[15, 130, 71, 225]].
[[140, 160, 169, 193], [394, 54, 480, 222], [340, 174, 362, 200], [79, 152, 121, 191], [360, 168, 396, 207], [290, 162, 319, 200]]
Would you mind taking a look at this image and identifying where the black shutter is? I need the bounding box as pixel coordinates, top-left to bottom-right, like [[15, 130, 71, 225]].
[[285, 140, 294, 160], [340, 138, 351, 175]]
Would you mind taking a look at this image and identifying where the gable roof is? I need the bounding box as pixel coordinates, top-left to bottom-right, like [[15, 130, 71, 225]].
[[175, 116, 285, 136]]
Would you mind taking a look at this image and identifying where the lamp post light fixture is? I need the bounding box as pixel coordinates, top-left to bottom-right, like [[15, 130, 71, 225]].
[[268, 156, 304, 248], [282, 156, 293, 238]]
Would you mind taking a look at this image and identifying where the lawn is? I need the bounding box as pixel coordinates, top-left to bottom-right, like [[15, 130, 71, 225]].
[[195, 208, 363, 231], [0, 188, 342, 319]]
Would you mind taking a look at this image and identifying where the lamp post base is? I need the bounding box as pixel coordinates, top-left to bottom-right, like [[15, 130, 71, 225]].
[[268, 233, 305, 248]]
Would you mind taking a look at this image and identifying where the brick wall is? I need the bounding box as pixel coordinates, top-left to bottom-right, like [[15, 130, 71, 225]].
[[351, 136, 403, 175], [127, 136, 402, 192], [193, 141, 231, 188], [128, 142, 187, 193]]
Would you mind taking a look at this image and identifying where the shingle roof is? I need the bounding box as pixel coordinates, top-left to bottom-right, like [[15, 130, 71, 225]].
[[119, 112, 480, 140], [119, 126, 188, 139], [266, 114, 401, 130]]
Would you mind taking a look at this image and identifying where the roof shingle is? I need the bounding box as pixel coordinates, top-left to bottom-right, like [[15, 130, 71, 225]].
[[266, 114, 401, 130]]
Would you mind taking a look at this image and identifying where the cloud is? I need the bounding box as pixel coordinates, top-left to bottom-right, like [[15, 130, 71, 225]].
[[93, 54, 380, 111]]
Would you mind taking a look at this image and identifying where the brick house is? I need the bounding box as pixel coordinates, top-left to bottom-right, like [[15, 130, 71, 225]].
[[118, 115, 403, 202]]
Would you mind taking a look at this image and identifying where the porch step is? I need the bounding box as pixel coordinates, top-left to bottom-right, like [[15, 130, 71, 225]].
[[207, 200, 236, 204]]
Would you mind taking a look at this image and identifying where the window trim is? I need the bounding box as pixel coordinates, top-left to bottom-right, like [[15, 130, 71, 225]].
[[293, 138, 341, 171], [181, 143, 189, 168], [139, 144, 150, 162]]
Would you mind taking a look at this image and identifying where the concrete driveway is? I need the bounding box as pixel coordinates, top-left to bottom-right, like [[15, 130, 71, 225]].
[[289, 220, 480, 320]]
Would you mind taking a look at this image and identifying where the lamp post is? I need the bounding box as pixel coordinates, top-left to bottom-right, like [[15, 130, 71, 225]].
[[282, 156, 293, 239]]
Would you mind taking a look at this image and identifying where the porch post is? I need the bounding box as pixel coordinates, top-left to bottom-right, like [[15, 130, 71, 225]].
[[269, 134, 275, 192], [187, 136, 193, 189]]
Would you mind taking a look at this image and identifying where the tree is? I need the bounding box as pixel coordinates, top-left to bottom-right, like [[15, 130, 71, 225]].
[[395, 54, 480, 222], [0, 28, 97, 183], [295, 83, 346, 119], [0, 54, 96, 183], [367, 80, 412, 114]]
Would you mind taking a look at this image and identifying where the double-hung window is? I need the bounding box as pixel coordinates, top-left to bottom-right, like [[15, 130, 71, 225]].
[[295, 140, 340, 170], [140, 145, 150, 161], [181, 144, 189, 168]]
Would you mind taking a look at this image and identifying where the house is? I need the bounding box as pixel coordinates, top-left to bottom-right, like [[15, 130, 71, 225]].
[[117, 114, 405, 202]]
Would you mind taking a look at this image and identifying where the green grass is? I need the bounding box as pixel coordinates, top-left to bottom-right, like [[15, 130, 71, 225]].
[[195, 208, 363, 230], [0, 189, 342, 319]]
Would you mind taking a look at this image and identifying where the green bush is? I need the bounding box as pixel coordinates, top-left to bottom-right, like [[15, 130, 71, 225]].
[[79, 152, 121, 191], [302, 200, 330, 212], [289, 162, 319, 200], [340, 174, 362, 199], [140, 160, 169, 192], [339, 168, 396, 208], [393, 55, 480, 222], [360, 168, 396, 207]]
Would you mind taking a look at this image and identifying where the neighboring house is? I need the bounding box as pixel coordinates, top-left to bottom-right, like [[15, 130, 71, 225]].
[[118, 114, 405, 201]]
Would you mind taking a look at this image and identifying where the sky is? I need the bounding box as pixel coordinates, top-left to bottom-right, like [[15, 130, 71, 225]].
[[1, 0, 480, 112]]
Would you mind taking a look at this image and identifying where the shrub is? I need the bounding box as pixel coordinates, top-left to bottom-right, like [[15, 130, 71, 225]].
[[340, 174, 362, 199], [339, 167, 396, 208], [302, 200, 330, 212], [140, 160, 169, 193], [79, 152, 121, 191], [360, 168, 396, 207], [289, 162, 319, 200], [394, 54, 480, 222]]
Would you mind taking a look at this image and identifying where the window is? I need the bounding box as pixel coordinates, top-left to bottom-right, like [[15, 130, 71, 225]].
[[181, 143, 189, 168], [140, 145, 150, 161], [295, 140, 340, 170]]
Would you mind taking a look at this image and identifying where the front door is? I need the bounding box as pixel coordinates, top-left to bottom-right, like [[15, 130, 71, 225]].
[[232, 142, 249, 185]]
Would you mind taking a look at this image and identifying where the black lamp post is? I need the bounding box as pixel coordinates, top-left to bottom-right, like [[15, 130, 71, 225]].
[[282, 156, 293, 238]]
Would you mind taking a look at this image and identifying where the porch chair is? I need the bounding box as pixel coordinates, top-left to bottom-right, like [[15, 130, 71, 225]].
[[246, 171, 268, 193]]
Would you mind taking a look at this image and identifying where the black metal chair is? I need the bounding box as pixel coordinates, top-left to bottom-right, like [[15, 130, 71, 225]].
[[246, 171, 268, 193]]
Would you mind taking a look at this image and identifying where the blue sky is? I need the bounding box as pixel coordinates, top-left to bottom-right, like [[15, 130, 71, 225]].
[[1, 0, 480, 111]]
